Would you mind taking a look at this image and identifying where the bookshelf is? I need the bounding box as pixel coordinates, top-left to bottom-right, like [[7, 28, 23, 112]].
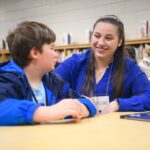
[[125, 39, 150, 62], [125, 39, 150, 45], [54, 43, 90, 62], [0, 39, 150, 63], [55, 39, 150, 62]]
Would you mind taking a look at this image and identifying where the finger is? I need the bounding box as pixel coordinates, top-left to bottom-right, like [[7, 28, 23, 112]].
[[74, 117, 81, 122], [68, 100, 83, 115], [72, 100, 85, 114], [61, 99, 84, 118], [69, 109, 83, 119]]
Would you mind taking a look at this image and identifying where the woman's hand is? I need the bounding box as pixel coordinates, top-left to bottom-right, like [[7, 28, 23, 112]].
[[33, 99, 89, 123], [101, 100, 119, 114]]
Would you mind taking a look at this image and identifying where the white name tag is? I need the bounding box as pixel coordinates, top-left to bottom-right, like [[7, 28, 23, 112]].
[[91, 96, 109, 112]]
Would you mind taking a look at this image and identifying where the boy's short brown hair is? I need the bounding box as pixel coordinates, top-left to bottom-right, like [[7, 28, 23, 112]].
[[6, 21, 56, 68]]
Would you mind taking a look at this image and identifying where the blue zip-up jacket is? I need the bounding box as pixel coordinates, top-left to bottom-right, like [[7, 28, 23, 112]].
[[54, 49, 150, 111], [0, 61, 97, 126]]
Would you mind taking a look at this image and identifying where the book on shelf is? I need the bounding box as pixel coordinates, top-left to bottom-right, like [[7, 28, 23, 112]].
[[62, 33, 73, 45], [66, 49, 72, 59], [84, 28, 92, 43], [134, 45, 144, 63], [139, 20, 149, 39], [0, 55, 2, 63], [55, 48, 89, 62], [55, 50, 65, 63]]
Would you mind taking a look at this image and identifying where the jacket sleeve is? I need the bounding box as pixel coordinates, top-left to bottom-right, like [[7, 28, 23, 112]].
[[0, 74, 41, 126], [118, 65, 150, 111], [54, 54, 79, 83], [0, 99, 41, 126], [78, 97, 97, 117]]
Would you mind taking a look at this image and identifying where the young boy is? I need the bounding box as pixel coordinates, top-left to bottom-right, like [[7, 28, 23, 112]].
[[0, 21, 96, 126]]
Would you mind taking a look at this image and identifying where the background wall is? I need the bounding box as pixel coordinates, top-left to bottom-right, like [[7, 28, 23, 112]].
[[0, 0, 150, 46]]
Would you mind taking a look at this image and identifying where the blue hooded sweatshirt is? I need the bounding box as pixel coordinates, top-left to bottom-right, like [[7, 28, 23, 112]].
[[0, 61, 97, 126]]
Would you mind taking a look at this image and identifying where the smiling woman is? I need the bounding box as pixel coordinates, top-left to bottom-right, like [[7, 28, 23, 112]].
[[54, 15, 150, 114]]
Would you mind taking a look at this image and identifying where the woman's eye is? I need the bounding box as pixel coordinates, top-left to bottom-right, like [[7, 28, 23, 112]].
[[105, 37, 113, 40], [94, 34, 100, 38]]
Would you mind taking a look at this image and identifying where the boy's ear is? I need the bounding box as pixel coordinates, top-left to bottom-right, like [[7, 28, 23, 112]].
[[29, 48, 39, 59]]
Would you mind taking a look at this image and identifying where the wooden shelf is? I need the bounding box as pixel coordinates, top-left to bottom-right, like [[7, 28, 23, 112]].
[[1, 39, 150, 63], [54, 39, 150, 62], [54, 43, 91, 50], [55, 39, 150, 51], [0, 50, 10, 54], [125, 39, 150, 45]]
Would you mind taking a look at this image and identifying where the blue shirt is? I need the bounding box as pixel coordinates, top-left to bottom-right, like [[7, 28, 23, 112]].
[[54, 49, 150, 111], [32, 82, 46, 105]]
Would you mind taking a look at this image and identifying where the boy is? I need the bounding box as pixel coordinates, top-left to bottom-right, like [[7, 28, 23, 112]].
[[0, 21, 96, 126]]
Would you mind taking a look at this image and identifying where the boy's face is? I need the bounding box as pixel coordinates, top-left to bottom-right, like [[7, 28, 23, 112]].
[[38, 43, 57, 73]]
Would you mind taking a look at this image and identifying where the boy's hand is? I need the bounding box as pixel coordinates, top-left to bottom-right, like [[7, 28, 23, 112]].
[[33, 99, 89, 123], [50, 99, 86, 120]]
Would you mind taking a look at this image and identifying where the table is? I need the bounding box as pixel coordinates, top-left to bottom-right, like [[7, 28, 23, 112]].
[[0, 112, 150, 150]]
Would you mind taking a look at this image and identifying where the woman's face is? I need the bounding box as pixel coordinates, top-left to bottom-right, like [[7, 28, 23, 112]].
[[91, 22, 122, 60]]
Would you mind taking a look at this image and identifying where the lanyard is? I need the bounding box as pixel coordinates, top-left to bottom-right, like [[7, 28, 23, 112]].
[[32, 90, 38, 103], [31, 87, 48, 106], [106, 62, 113, 96]]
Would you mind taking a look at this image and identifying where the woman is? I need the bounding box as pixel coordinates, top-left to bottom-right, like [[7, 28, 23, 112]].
[[54, 15, 150, 113]]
